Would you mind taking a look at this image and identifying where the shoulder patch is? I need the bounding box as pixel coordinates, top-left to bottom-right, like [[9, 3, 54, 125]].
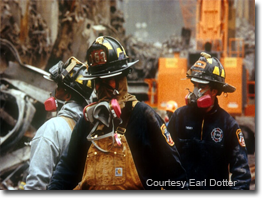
[[236, 129, 246, 147], [160, 124, 174, 146]]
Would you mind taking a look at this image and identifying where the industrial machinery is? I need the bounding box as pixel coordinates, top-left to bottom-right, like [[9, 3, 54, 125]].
[[144, 0, 255, 154]]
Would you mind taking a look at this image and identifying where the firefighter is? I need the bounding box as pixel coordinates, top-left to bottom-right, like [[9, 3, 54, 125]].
[[24, 57, 93, 190], [48, 36, 187, 190], [164, 100, 178, 126], [167, 52, 251, 190]]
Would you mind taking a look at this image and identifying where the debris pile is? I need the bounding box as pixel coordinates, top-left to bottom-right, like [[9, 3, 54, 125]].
[[0, 0, 51, 68], [124, 36, 163, 80], [0, 0, 128, 70]]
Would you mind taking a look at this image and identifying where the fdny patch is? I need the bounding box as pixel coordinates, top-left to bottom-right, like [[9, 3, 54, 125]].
[[211, 128, 223, 143], [89, 49, 107, 67], [194, 60, 206, 69], [236, 129, 246, 147], [161, 124, 174, 146]]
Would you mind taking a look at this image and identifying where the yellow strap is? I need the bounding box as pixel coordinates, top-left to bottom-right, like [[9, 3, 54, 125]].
[[60, 116, 76, 130], [62, 56, 87, 79], [132, 100, 138, 108]]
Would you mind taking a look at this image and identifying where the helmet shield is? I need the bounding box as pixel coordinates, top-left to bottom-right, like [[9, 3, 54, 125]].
[[83, 36, 138, 80]]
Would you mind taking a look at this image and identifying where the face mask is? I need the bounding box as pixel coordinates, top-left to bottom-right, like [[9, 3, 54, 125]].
[[44, 96, 58, 112], [83, 98, 121, 123], [185, 87, 212, 108], [83, 99, 122, 152]]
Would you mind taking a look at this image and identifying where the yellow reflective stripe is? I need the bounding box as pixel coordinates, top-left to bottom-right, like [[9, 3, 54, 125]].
[[221, 69, 225, 78], [75, 75, 92, 88], [213, 66, 220, 76], [116, 48, 123, 58], [103, 43, 112, 50], [201, 119, 204, 140], [75, 74, 83, 85], [86, 80, 92, 88]]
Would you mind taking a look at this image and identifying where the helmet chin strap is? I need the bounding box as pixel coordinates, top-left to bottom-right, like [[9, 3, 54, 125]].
[[197, 87, 210, 98], [193, 84, 210, 96], [113, 88, 119, 96]]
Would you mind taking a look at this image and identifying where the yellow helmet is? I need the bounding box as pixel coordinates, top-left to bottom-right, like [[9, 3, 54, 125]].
[[166, 100, 178, 113]]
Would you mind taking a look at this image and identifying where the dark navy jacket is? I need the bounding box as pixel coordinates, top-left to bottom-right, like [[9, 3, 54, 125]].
[[48, 102, 187, 190], [167, 98, 251, 190]]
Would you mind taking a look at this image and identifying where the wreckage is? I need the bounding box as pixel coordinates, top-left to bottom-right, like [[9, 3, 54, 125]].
[[0, 39, 57, 190], [0, 0, 162, 189], [0, 0, 255, 190], [0, 36, 159, 189]]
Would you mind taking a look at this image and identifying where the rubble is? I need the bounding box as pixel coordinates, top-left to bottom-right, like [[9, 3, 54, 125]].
[[0, 0, 256, 190], [0, 39, 56, 190]]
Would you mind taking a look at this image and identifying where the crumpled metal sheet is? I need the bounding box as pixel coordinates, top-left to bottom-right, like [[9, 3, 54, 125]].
[[0, 86, 36, 154]]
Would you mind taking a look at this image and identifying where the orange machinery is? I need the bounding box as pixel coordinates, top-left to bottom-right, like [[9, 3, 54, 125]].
[[145, 0, 255, 118], [196, 0, 229, 57], [145, 44, 249, 117], [145, 49, 246, 116], [145, 0, 255, 155], [145, 53, 190, 110]]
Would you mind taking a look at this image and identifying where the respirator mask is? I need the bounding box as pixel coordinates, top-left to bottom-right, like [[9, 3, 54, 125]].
[[83, 98, 122, 152], [185, 86, 212, 108], [44, 90, 65, 112]]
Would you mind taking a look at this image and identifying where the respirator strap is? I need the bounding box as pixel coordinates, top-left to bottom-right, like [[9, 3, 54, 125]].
[[115, 101, 134, 135], [86, 120, 115, 153], [85, 100, 120, 153], [198, 87, 210, 97]]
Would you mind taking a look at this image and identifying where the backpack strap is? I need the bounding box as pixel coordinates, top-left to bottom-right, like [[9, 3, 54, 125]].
[[60, 116, 76, 130], [116, 100, 138, 135]]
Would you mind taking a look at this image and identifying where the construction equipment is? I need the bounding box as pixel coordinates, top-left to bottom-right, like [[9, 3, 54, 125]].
[[144, 0, 255, 154]]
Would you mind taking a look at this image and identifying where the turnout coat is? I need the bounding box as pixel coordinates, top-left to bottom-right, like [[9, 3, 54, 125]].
[[48, 102, 187, 190], [167, 98, 251, 190]]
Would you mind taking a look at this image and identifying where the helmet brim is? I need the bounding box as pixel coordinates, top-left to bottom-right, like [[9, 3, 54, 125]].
[[222, 83, 236, 93], [191, 77, 210, 84], [81, 60, 139, 80], [190, 77, 236, 93]]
